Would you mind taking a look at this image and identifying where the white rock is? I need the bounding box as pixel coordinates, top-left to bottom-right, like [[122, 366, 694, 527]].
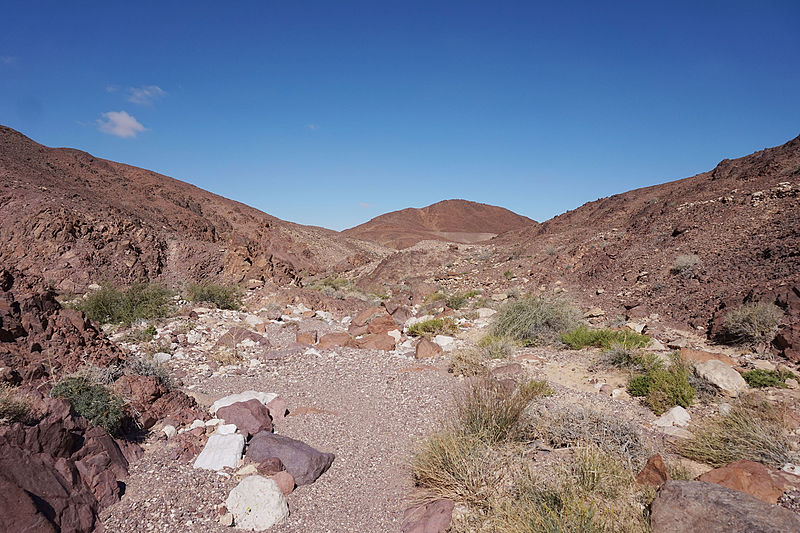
[[210, 391, 279, 415], [694, 360, 748, 396], [205, 418, 222, 426], [193, 433, 245, 471], [649, 339, 666, 351], [190, 419, 205, 430], [611, 388, 625, 399], [405, 315, 434, 328], [162, 425, 177, 439], [653, 406, 691, 428], [153, 352, 172, 364], [341, 316, 352, 327], [659, 426, 692, 439], [304, 348, 322, 357], [243, 314, 264, 329], [215, 424, 237, 435], [186, 331, 203, 344], [433, 335, 456, 351], [387, 329, 401, 342], [249, 358, 260, 367], [477, 308, 497, 319], [236, 464, 259, 477], [787, 378, 799, 390], [193, 307, 211, 314], [225, 476, 289, 530], [585, 307, 605, 318], [88, 283, 102, 291], [491, 293, 508, 302], [782, 463, 800, 476], [239, 338, 257, 349], [399, 338, 415, 351], [718, 402, 732, 416]]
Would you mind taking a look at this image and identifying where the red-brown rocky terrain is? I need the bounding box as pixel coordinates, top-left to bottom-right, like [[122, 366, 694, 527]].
[[342, 198, 535, 249], [0, 126, 380, 294]]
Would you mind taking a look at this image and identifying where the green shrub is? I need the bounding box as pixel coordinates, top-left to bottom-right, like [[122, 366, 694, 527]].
[[742, 369, 795, 388], [477, 335, 517, 359], [50, 376, 126, 433], [491, 296, 581, 346], [721, 302, 784, 346], [407, 318, 459, 338], [125, 355, 173, 389], [561, 326, 650, 350], [680, 399, 796, 467], [424, 292, 446, 303], [77, 283, 173, 325], [446, 290, 480, 310], [186, 282, 242, 310], [627, 355, 695, 414], [503, 270, 515, 280]]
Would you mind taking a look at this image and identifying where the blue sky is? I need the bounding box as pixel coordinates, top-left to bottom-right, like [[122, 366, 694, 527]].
[[1, 1, 798, 230]]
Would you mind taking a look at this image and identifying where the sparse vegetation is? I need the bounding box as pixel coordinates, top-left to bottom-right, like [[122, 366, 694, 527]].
[[186, 282, 242, 310], [446, 290, 480, 310], [742, 368, 795, 388], [407, 317, 459, 338], [0, 384, 32, 424], [124, 324, 158, 343], [76, 283, 173, 325], [670, 253, 701, 276], [561, 326, 650, 350], [125, 355, 173, 388], [448, 349, 488, 377], [423, 292, 446, 303], [491, 296, 581, 346], [50, 375, 126, 433], [680, 399, 796, 467], [310, 276, 349, 291], [477, 335, 516, 359], [720, 302, 784, 346], [627, 353, 695, 414], [503, 270, 515, 280]]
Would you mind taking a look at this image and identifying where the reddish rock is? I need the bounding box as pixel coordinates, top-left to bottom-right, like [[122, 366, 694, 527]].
[[317, 332, 355, 349], [246, 432, 335, 485], [696, 459, 800, 504], [680, 348, 736, 367], [391, 305, 413, 326], [490, 363, 524, 379], [256, 457, 285, 476], [415, 338, 443, 359], [636, 454, 670, 488], [295, 332, 316, 345], [270, 470, 295, 495], [356, 333, 396, 351], [401, 499, 454, 533], [0, 476, 57, 533], [216, 399, 273, 438], [367, 313, 398, 335], [347, 323, 370, 337]]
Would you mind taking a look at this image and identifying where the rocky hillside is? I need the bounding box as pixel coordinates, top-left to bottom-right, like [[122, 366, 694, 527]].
[[0, 126, 381, 294], [342, 199, 535, 249]]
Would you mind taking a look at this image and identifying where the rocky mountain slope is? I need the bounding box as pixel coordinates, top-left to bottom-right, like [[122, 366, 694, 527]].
[[0, 126, 382, 294], [342, 199, 535, 249]]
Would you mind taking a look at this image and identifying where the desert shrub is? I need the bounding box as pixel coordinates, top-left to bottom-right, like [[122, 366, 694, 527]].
[[448, 349, 488, 377], [561, 326, 650, 350], [186, 282, 242, 310], [720, 302, 784, 346], [627, 353, 695, 414], [456, 379, 552, 444], [503, 270, 515, 280], [424, 292, 446, 303], [0, 384, 32, 424], [526, 406, 648, 467], [124, 324, 158, 343], [50, 376, 126, 433], [478, 335, 516, 359], [670, 254, 701, 276], [742, 368, 795, 388], [605, 345, 637, 367], [680, 399, 796, 467], [407, 318, 459, 338], [446, 290, 480, 310], [77, 283, 173, 325], [491, 296, 581, 346], [125, 355, 172, 388]]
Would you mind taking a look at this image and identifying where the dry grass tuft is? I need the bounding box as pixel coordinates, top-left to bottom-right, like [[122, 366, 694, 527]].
[[0, 384, 33, 424], [680, 398, 797, 467], [491, 296, 581, 346]]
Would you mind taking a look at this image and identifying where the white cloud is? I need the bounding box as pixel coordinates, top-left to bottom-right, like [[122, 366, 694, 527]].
[[307, 124, 320, 131], [127, 85, 166, 105], [105, 84, 119, 93], [96, 111, 147, 138], [358, 202, 375, 208]]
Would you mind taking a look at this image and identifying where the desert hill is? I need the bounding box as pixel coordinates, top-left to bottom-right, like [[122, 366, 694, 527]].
[[342, 199, 535, 249], [0, 126, 381, 293]]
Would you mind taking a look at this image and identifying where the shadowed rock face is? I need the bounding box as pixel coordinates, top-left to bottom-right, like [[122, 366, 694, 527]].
[[0, 125, 377, 293], [342, 199, 536, 249]]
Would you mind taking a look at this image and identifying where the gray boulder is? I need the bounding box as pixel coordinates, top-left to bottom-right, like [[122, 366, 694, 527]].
[[650, 480, 800, 532], [694, 360, 747, 396], [246, 432, 334, 485], [225, 476, 288, 530]]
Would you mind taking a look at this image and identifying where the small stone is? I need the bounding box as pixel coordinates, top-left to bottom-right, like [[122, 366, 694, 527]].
[[433, 335, 456, 351], [190, 419, 205, 430], [653, 406, 691, 428], [153, 352, 172, 363], [270, 471, 295, 496], [218, 513, 234, 527], [667, 338, 689, 349], [415, 338, 443, 359], [786, 378, 799, 390], [490, 293, 508, 302], [636, 454, 669, 488], [752, 360, 777, 371], [596, 288, 605, 295], [236, 464, 258, 477], [585, 307, 605, 318], [215, 424, 237, 435], [162, 425, 177, 439], [650, 339, 666, 351], [626, 321, 645, 333]]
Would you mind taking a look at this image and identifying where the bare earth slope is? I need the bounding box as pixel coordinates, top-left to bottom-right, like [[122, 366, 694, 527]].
[[0, 126, 379, 293], [342, 199, 536, 249], [493, 134, 800, 332]]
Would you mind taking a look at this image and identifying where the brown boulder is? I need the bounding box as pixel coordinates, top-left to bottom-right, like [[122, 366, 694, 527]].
[[256, 457, 285, 476], [214, 327, 272, 349], [353, 306, 386, 327], [401, 499, 454, 533], [367, 313, 398, 335], [348, 323, 370, 337], [317, 332, 355, 349], [0, 476, 57, 533], [295, 332, 316, 345], [216, 399, 273, 438], [636, 454, 670, 488], [356, 333, 396, 351], [246, 432, 335, 485], [415, 338, 443, 359], [696, 459, 800, 504], [266, 396, 288, 420], [650, 480, 800, 532]]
